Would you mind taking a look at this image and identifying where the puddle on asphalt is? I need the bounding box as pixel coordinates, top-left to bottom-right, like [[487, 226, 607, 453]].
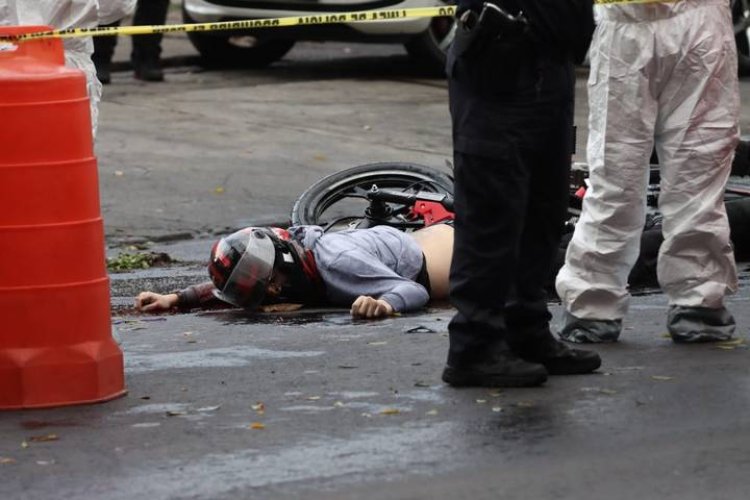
[[111, 268, 750, 325], [199, 308, 370, 327], [197, 307, 453, 331], [125, 346, 324, 374], [475, 403, 560, 446]]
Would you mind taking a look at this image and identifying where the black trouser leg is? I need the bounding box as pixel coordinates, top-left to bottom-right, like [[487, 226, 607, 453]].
[[92, 20, 120, 66], [505, 89, 574, 339], [447, 53, 575, 365], [447, 149, 530, 365], [131, 0, 170, 62]]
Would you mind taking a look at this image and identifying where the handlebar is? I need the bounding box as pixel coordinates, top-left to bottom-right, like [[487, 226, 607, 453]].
[[366, 186, 454, 212]]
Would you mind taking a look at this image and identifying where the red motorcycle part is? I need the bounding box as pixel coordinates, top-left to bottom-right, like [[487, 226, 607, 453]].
[[411, 201, 455, 227]]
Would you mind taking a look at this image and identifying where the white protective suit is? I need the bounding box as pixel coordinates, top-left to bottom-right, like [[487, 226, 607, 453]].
[[0, 0, 135, 134], [555, 0, 740, 343]]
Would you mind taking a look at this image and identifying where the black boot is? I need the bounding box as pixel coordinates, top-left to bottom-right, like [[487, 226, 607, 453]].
[[92, 21, 119, 85], [94, 58, 112, 85], [508, 329, 601, 375], [442, 341, 548, 388], [131, 0, 168, 82], [133, 57, 164, 82]]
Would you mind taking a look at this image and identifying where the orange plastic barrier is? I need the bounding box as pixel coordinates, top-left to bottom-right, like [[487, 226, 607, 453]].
[[0, 26, 126, 409]]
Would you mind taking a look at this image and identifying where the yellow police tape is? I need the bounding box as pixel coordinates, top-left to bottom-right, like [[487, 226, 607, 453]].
[[2, 6, 457, 42], [594, 0, 679, 4]]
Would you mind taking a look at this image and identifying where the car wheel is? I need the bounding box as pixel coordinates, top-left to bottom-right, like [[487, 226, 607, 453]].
[[182, 7, 295, 68], [404, 3, 457, 76], [733, 0, 750, 77]]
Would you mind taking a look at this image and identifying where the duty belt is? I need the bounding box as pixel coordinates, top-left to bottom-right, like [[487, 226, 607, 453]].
[[456, 2, 528, 42]]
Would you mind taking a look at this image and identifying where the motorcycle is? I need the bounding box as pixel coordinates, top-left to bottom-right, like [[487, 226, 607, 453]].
[[291, 159, 750, 287], [292, 160, 750, 229]]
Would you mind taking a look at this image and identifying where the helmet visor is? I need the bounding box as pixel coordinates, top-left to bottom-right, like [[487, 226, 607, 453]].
[[214, 232, 276, 309]]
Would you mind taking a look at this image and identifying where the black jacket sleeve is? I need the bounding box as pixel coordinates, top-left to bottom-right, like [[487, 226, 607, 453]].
[[520, 0, 595, 63], [175, 281, 231, 311]]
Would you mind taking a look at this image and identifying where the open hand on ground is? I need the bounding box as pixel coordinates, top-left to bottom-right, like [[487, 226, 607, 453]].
[[351, 295, 394, 319], [135, 291, 178, 312]]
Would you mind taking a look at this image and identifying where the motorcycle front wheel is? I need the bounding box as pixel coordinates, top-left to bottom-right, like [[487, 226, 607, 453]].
[[291, 162, 454, 231]]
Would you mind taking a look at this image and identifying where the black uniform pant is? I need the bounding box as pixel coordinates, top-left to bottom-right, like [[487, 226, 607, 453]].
[[92, 0, 171, 64], [446, 42, 575, 365]]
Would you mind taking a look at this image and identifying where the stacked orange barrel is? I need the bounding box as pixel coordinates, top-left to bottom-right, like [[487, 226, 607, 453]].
[[0, 26, 125, 409]]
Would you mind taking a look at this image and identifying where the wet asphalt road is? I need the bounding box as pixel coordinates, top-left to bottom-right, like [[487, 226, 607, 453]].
[[3, 265, 750, 500], [3, 14, 750, 500]]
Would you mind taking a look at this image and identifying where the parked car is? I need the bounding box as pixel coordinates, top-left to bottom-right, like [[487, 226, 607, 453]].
[[183, 0, 750, 77], [182, 0, 456, 73], [734, 0, 750, 76]]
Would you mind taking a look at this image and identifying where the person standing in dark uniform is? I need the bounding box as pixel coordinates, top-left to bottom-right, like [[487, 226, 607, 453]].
[[442, 0, 601, 387], [93, 0, 171, 83]]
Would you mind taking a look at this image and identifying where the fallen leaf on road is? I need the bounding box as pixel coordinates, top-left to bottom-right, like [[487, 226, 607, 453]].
[[380, 408, 401, 415], [20, 441, 28, 449], [715, 338, 746, 350], [425, 409, 438, 416], [0, 457, 16, 464], [251, 402, 265, 414], [475, 399, 487, 404], [581, 387, 617, 395], [214, 186, 225, 194], [333, 401, 344, 408], [718, 338, 745, 346], [249, 422, 265, 430], [28, 434, 59, 443], [651, 375, 674, 381], [492, 407, 503, 413]]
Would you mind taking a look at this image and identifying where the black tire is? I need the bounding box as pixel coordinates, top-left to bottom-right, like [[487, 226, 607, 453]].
[[404, 2, 457, 76], [734, 0, 750, 77], [182, 7, 295, 68], [291, 162, 454, 229]]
